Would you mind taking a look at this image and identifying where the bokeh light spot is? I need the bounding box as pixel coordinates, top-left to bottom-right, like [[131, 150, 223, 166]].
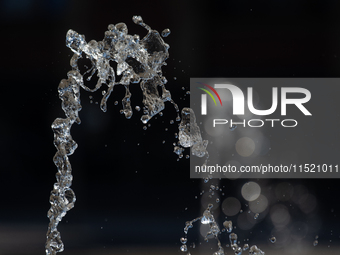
[[222, 197, 241, 216], [249, 194, 268, 213], [241, 182, 261, 201], [235, 137, 256, 157]]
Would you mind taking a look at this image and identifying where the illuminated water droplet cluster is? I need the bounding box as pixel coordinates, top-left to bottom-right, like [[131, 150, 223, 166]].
[[182, 196, 266, 255], [66, 15, 179, 121], [176, 108, 209, 162], [249, 245, 265, 255]]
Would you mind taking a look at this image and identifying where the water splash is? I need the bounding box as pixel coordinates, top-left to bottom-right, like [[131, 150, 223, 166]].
[[46, 74, 81, 255], [47, 15, 264, 255], [182, 191, 266, 255], [67, 15, 179, 120], [176, 108, 209, 162], [182, 202, 266, 255], [46, 16, 185, 255]]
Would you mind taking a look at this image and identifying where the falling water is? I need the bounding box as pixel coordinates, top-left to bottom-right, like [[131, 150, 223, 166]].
[[47, 15, 264, 255], [46, 15, 209, 255], [181, 202, 265, 255]]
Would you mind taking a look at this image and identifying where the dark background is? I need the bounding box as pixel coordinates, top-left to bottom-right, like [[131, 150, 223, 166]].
[[1, 0, 340, 254]]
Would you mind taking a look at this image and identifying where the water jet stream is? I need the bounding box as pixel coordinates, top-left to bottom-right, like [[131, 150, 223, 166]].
[[46, 16, 208, 255]]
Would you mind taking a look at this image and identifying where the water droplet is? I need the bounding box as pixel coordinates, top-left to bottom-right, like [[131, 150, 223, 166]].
[[313, 240, 318, 246], [132, 15, 143, 24], [270, 237, 276, 243], [161, 28, 171, 37], [114, 101, 118, 105], [223, 221, 233, 233], [159, 112, 163, 116], [180, 245, 187, 252], [180, 237, 187, 244], [108, 24, 115, 31], [143, 126, 147, 130], [135, 106, 140, 111], [234, 246, 242, 255], [170, 120, 174, 124], [230, 124, 237, 131], [229, 233, 238, 244], [254, 213, 259, 219], [174, 146, 184, 155], [216, 198, 220, 203], [249, 245, 264, 255], [186, 155, 189, 159]]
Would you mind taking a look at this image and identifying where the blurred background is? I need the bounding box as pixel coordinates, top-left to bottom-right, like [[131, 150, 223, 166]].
[[1, 0, 340, 254]]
